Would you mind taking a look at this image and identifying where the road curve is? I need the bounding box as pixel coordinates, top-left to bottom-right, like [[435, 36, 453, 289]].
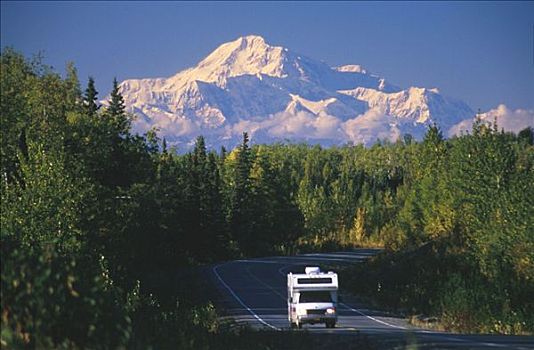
[[210, 250, 534, 349]]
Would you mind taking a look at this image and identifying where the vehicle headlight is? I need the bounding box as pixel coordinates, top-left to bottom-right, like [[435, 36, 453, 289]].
[[326, 307, 336, 314], [297, 308, 307, 316]]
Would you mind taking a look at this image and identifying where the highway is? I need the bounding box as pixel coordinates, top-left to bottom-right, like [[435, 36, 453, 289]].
[[210, 249, 534, 349]]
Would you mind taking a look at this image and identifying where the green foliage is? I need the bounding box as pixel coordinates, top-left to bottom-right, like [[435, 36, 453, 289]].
[[2, 142, 87, 253], [1, 243, 131, 348], [340, 123, 533, 334]]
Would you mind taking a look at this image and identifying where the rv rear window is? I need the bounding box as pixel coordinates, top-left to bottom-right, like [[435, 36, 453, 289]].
[[297, 278, 332, 284]]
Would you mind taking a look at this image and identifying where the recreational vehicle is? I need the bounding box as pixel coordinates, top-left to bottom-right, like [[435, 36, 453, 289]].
[[287, 267, 338, 328]]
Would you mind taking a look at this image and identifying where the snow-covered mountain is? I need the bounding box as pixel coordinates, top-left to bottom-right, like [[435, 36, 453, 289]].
[[115, 35, 481, 150]]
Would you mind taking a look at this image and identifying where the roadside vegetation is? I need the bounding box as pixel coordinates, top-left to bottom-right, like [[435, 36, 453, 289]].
[[339, 122, 534, 334], [1, 48, 532, 347]]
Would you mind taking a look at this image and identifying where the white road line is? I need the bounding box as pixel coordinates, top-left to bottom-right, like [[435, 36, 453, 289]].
[[479, 342, 508, 348], [340, 302, 407, 330], [278, 265, 291, 276], [212, 263, 280, 331]]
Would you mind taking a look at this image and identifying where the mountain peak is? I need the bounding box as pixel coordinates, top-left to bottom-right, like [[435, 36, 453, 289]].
[[238, 34, 267, 46], [223, 35, 271, 54], [190, 35, 288, 84]]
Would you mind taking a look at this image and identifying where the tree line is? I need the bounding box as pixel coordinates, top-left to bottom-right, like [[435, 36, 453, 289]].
[[1, 48, 533, 347]]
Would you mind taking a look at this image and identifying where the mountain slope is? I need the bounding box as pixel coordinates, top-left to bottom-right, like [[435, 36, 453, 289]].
[[116, 35, 476, 150]]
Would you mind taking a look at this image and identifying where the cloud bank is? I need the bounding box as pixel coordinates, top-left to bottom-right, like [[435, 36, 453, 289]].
[[449, 104, 534, 136], [132, 103, 534, 150]]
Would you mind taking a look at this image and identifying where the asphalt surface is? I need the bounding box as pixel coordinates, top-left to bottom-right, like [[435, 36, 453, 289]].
[[210, 249, 534, 349]]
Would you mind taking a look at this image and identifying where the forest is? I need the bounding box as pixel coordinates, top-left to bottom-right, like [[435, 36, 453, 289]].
[[1, 48, 533, 348]]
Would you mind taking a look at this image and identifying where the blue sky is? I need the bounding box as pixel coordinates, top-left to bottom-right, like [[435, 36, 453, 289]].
[[2, 1, 533, 110]]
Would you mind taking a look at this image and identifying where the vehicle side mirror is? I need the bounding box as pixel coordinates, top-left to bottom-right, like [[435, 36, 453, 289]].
[[289, 297, 293, 303]]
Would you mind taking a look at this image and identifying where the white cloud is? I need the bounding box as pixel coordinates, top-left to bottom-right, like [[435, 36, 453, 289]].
[[268, 111, 315, 137], [231, 119, 263, 136], [136, 103, 505, 149], [133, 105, 408, 147], [449, 104, 534, 136], [132, 111, 199, 138], [342, 108, 400, 145], [313, 113, 343, 138], [228, 110, 344, 141]]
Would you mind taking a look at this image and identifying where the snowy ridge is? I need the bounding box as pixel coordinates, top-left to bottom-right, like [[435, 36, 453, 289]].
[[110, 35, 531, 151]]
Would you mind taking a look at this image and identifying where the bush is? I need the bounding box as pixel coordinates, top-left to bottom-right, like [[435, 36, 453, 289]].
[[1, 241, 131, 348]]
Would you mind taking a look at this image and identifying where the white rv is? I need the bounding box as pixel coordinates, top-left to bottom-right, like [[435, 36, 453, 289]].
[[287, 267, 338, 328]]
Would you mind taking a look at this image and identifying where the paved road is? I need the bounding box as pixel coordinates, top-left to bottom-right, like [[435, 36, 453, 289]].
[[210, 249, 534, 349]]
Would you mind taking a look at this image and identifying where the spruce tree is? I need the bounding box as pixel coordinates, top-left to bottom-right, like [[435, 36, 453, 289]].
[[206, 151, 228, 259], [106, 77, 129, 133], [161, 138, 168, 154], [193, 135, 207, 168], [83, 76, 99, 115], [231, 132, 254, 256], [108, 77, 125, 117], [518, 126, 533, 145]]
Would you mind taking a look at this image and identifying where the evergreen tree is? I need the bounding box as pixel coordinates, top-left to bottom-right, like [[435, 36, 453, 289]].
[[421, 123, 446, 172], [83, 76, 99, 115], [192, 135, 208, 260], [518, 126, 533, 146], [205, 151, 229, 259], [105, 78, 130, 134], [248, 149, 277, 254], [230, 132, 254, 255], [108, 77, 125, 117], [162, 138, 168, 154]]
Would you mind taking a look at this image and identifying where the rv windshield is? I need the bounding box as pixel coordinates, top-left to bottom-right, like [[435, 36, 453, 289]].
[[299, 291, 332, 303]]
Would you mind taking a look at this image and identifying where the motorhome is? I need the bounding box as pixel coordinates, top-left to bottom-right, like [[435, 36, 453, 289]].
[[287, 267, 338, 328]]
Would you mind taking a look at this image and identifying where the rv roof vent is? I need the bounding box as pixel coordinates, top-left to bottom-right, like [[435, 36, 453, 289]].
[[305, 266, 320, 275]]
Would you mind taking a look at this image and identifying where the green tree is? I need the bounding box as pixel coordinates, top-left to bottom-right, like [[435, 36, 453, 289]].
[[64, 62, 82, 109], [106, 77, 129, 134], [518, 126, 533, 146], [83, 76, 99, 115], [229, 132, 255, 256], [108, 77, 125, 116]]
